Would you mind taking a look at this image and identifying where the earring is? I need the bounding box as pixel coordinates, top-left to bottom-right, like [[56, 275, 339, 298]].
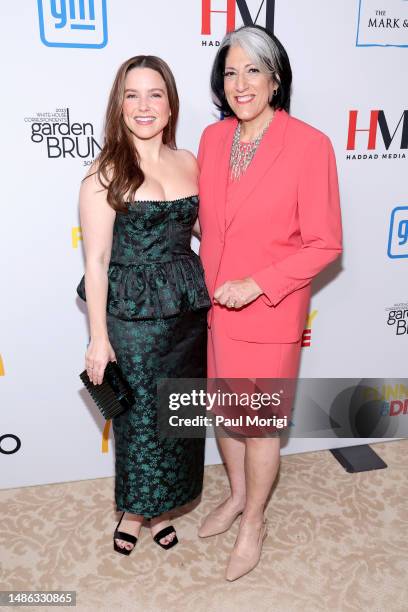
[[269, 90, 277, 103]]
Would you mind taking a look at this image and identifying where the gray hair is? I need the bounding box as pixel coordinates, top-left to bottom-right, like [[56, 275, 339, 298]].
[[210, 26, 292, 114], [220, 26, 282, 85]]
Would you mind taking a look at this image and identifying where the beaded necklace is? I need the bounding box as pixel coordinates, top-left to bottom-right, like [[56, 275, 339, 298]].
[[229, 116, 273, 181]]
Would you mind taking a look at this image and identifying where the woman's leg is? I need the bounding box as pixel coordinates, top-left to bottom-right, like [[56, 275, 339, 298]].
[[230, 437, 280, 557], [243, 437, 280, 520], [198, 428, 247, 536], [213, 431, 247, 512], [203, 430, 280, 543], [229, 340, 301, 559], [206, 315, 246, 514]]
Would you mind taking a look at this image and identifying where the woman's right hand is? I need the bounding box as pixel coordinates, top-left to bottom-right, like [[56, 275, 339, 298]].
[[85, 337, 117, 385]]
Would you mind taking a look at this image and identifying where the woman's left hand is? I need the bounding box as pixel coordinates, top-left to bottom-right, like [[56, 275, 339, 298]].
[[213, 277, 263, 309]]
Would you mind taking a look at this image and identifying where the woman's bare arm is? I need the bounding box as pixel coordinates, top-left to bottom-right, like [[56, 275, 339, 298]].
[[79, 164, 117, 384]]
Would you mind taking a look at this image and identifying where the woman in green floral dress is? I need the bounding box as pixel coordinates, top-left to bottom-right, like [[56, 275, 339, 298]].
[[76, 55, 210, 554]]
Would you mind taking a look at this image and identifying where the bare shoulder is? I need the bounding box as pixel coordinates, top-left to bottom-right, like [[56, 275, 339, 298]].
[[173, 148, 198, 168], [168, 148, 199, 179], [80, 157, 111, 195], [79, 158, 115, 220]]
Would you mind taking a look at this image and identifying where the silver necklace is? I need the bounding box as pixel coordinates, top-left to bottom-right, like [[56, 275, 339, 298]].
[[229, 117, 273, 181]]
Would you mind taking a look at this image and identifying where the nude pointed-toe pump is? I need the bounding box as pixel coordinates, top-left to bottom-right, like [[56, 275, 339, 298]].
[[198, 507, 243, 538], [225, 519, 268, 581]]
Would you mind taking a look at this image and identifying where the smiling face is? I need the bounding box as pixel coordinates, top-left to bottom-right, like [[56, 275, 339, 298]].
[[223, 44, 276, 125], [122, 67, 171, 141]]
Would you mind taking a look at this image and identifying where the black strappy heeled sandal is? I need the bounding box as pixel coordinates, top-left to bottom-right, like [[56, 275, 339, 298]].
[[148, 518, 178, 550], [113, 512, 138, 555]]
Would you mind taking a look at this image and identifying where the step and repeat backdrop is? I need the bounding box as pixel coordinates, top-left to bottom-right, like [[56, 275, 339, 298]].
[[1, 1, 407, 488]]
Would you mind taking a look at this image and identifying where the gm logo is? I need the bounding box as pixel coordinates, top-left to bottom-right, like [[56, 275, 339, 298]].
[[388, 206, 408, 258], [37, 0, 108, 49]]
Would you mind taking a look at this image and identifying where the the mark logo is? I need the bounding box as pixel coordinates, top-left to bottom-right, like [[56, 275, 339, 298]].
[[388, 206, 408, 258], [37, 0, 108, 49], [356, 0, 408, 47]]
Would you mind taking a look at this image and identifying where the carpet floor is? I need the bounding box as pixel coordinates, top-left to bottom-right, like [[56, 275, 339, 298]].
[[1, 440, 407, 612]]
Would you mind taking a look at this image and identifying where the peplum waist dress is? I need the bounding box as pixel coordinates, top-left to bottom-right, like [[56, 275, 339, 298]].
[[77, 195, 211, 516]]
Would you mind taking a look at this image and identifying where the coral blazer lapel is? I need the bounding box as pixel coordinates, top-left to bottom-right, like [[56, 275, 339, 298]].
[[225, 109, 289, 229], [212, 118, 236, 236]]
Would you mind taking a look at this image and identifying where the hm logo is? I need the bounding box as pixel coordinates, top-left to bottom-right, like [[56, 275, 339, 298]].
[[37, 0, 108, 48], [201, 0, 275, 35], [347, 110, 408, 150]]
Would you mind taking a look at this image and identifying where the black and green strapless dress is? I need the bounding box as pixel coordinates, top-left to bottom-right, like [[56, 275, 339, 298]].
[[77, 195, 211, 517]]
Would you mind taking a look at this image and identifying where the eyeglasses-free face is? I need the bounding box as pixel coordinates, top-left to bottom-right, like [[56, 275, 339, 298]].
[[122, 67, 171, 142], [223, 44, 277, 126]]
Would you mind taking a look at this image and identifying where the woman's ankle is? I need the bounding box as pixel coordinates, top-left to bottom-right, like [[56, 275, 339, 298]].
[[239, 510, 265, 526], [229, 493, 246, 509]]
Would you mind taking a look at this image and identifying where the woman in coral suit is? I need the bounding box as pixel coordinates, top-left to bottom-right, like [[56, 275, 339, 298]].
[[197, 25, 343, 581]]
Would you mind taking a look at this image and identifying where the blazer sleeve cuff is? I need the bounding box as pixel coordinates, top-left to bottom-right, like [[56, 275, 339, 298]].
[[251, 267, 287, 307]]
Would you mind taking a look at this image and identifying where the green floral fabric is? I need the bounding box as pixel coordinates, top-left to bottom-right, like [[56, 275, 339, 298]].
[[77, 196, 209, 516]]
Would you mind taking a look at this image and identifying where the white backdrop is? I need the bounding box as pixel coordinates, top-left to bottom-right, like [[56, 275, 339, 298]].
[[1, 0, 407, 488]]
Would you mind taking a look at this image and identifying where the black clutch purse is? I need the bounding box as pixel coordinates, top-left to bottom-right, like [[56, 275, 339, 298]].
[[79, 361, 135, 419]]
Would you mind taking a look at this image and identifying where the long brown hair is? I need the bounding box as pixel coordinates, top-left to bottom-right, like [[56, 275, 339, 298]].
[[96, 55, 179, 213]]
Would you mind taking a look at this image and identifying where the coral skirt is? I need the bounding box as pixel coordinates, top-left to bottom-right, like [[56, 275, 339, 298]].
[[207, 305, 302, 437]]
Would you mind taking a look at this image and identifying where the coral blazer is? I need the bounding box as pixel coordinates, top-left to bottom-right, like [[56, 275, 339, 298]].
[[197, 109, 343, 343]]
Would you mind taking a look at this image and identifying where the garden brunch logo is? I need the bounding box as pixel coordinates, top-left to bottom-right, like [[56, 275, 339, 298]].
[[25, 107, 101, 161], [385, 302, 408, 335]]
